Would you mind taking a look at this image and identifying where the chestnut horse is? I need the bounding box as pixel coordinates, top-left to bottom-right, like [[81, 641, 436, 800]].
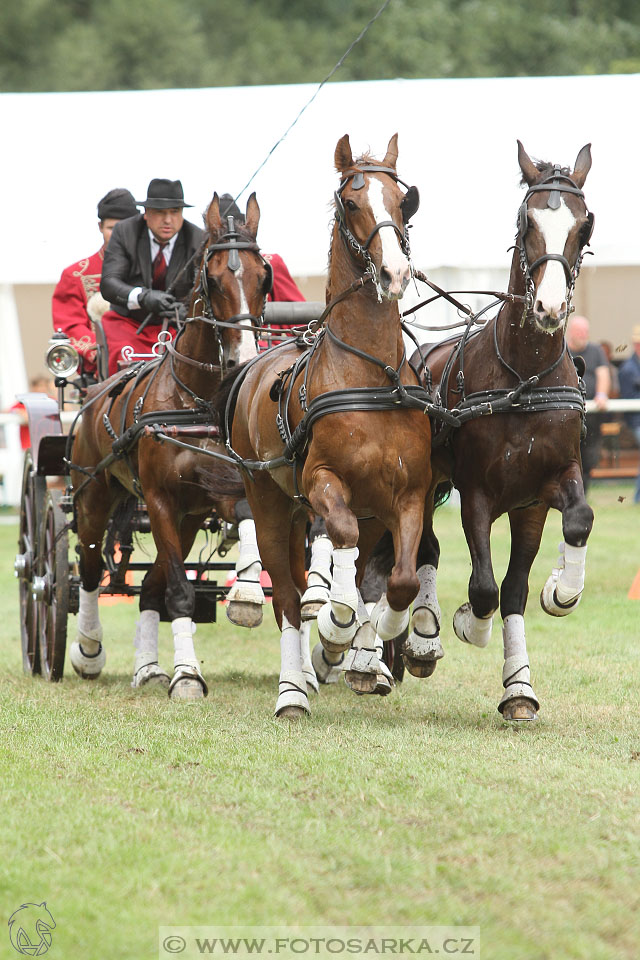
[[407, 141, 595, 721], [214, 133, 431, 718], [68, 193, 271, 699]]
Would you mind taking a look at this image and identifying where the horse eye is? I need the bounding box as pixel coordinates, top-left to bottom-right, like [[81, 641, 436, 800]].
[[345, 199, 358, 211]]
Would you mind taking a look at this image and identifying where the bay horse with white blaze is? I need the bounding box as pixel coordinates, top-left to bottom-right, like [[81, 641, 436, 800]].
[[409, 141, 595, 721], [68, 193, 270, 699], [214, 133, 430, 718]]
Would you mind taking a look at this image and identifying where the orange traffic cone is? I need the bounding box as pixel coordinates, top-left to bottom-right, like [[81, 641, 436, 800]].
[[99, 544, 135, 605]]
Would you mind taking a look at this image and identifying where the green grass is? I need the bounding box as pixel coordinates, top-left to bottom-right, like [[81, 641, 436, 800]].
[[1, 483, 639, 960]]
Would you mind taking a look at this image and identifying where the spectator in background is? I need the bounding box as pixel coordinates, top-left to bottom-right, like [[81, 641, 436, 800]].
[[618, 325, 640, 504], [566, 314, 610, 493], [52, 188, 138, 376]]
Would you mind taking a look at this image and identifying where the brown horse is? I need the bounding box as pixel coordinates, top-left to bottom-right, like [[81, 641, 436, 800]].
[[68, 193, 271, 699], [214, 133, 430, 718], [406, 141, 595, 721]]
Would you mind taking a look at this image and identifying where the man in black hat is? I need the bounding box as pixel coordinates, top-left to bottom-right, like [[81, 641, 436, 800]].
[[100, 178, 205, 376], [52, 187, 138, 376]]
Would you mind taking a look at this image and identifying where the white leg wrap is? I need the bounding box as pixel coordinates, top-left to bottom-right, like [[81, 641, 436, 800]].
[[370, 593, 410, 642], [235, 519, 261, 577], [317, 546, 359, 648], [131, 610, 170, 689], [172, 616, 197, 669], [77, 587, 102, 653], [540, 542, 586, 616], [498, 614, 539, 712], [301, 536, 332, 614], [275, 616, 310, 716], [311, 642, 344, 683], [299, 621, 318, 693], [453, 602, 493, 648]]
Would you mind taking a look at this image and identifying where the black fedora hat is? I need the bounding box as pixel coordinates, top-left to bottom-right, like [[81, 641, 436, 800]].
[[137, 178, 193, 209]]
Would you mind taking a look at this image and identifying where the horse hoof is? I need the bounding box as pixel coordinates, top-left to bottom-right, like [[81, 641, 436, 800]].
[[276, 705, 308, 721], [311, 642, 344, 684], [303, 668, 319, 694], [70, 640, 106, 680], [300, 600, 325, 621], [500, 696, 538, 722], [226, 600, 263, 628], [131, 662, 171, 689], [344, 670, 378, 694], [169, 678, 206, 701], [540, 580, 582, 617], [318, 631, 352, 655], [402, 653, 438, 678]]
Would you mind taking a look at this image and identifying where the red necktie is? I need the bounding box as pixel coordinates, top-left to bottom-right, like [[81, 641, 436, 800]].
[[152, 242, 168, 290]]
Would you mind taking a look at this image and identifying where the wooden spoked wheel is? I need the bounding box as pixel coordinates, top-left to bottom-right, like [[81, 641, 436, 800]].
[[35, 490, 70, 682], [16, 451, 46, 675]]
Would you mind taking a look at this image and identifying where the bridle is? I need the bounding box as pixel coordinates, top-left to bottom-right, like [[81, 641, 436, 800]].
[[165, 215, 273, 379], [334, 165, 420, 282], [517, 167, 595, 318]]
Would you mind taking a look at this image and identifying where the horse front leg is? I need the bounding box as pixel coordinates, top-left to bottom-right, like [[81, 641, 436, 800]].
[[498, 503, 549, 721], [453, 489, 499, 649], [70, 477, 113, 680], [540, 464, 594, 616], [308, 470, 361, 655], [226, 497, 265, 629], [146, 499, 207, 702], [402, 487, 445, 678], [130, 564, 170, 690]]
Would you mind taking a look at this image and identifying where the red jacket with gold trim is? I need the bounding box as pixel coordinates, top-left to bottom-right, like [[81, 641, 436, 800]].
[[51, 248, 104, 373]]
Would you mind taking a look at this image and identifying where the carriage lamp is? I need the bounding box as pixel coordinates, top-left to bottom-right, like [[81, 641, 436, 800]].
[[45, 330, 79, 379]]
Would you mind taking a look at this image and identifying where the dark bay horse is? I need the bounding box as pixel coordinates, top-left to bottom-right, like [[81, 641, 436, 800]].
[[409, 141, 595, 721], [214, 133, 429, 718], [68, 193, 271, 700]]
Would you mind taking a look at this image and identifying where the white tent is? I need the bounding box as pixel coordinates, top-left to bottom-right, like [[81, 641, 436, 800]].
[[1, 73, 638, 285]]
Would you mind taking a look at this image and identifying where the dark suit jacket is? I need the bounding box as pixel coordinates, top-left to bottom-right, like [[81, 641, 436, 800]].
[[100, 214, 205, 321]]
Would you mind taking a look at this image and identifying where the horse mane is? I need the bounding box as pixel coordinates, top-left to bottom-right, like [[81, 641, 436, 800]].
[[520, 159, 570, 186], [212, 361, 252, 441]]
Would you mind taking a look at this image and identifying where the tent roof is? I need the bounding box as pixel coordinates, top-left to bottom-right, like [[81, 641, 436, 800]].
[[1, 74, 638, 284]]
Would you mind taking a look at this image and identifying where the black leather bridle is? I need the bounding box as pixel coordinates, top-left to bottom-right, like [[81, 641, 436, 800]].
[[334, 164, 420, 280], [517, 168, 595, 317]]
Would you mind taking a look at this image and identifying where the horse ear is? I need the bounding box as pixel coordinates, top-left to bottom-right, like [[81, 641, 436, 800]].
[[245, 192, 260, 238], [335, 134, 353, 173], [572, 143, 592, 188], [382, 133, 399, 170], [517, 140, 539, 185], [206, 193, 223, 233]]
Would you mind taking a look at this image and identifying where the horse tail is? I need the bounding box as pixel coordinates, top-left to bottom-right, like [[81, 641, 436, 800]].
[[434, 480, 453, 508], [197, 460, 246, 501]]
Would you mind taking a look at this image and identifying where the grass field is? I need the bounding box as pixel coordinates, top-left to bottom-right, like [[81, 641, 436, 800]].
[[1, 483, 639, 960]]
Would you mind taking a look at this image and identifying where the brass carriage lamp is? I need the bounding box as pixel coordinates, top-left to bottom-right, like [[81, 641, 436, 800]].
[[46, 330, 79, 380]]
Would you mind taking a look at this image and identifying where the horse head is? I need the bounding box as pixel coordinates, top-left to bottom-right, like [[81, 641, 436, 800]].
[[516, 141, 594, 334], [333, 133, 419, 301], [200, 192, 273, 367]]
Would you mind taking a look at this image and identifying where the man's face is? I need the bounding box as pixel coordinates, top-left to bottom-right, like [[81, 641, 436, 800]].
[[98, 218, 120, 248], [144, 207, 184, 242], [567, 318, 590, 351]]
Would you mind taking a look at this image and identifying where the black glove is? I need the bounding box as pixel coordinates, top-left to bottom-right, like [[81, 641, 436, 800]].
[[138, 289, 177, 315]]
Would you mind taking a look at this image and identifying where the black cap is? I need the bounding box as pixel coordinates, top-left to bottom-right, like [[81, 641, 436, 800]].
[[136, 178, 193, 209], [219, 193, 244, 223], [97, 188, 138, 221]]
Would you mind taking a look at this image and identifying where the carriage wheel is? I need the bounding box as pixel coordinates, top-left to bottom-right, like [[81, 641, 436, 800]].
[[15, 451, 47, 675], [35, 490, 70, 682]]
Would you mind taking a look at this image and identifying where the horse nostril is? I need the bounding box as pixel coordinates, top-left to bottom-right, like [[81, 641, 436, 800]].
[[380, 266, 392, 288], [227, 359, 236, 368]]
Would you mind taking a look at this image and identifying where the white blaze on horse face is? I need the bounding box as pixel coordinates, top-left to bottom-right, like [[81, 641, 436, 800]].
[[229, 261, 258, 365], [367, 178, 411, 299], [530, 201, 576, 324]]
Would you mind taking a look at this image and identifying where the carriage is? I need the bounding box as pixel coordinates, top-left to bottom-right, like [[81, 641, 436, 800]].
[[14, 299, 324, 683]]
